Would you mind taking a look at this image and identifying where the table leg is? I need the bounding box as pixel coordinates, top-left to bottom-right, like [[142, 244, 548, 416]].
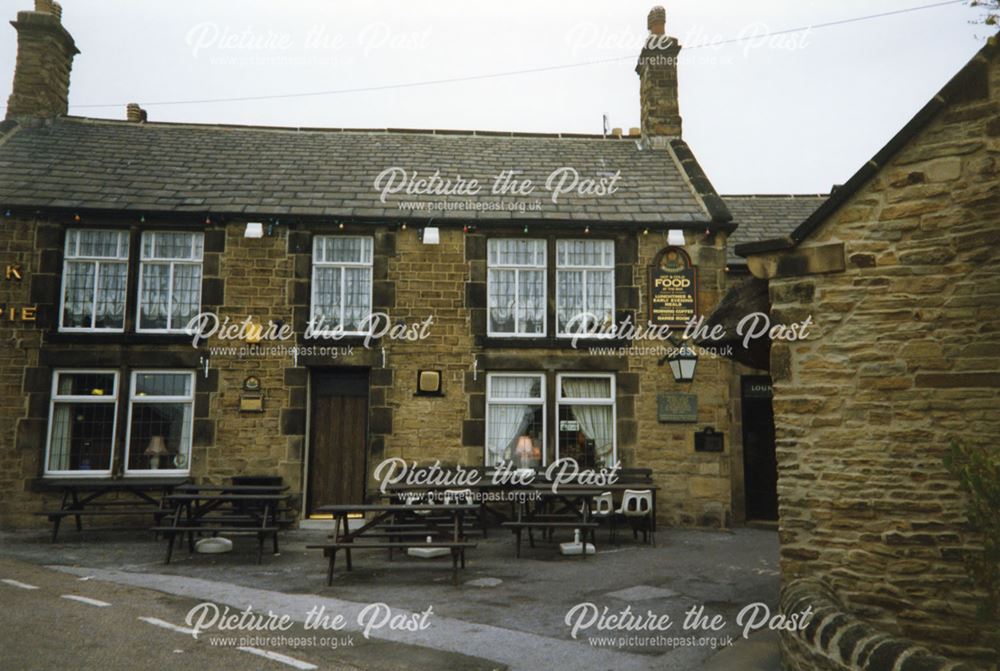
[[71, 490, 82, 532], [50, 515, 61, 543], [345, 547, 352, 571], [327, 549, 337, 586], [451, 548, 459, 586]]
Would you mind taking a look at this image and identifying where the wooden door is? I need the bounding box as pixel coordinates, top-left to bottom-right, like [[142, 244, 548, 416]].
[[741, 376, 778, 521], [308, 370, 369, 515]]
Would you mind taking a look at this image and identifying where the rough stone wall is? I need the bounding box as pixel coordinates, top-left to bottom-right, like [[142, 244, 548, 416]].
[[763, 49, 1000, 666], [780, 578, 980, 671], [0, 215, 42, 527], [635, 230, 740, 527], [6, 6, 78, 119], [0, 217, 745, 529]]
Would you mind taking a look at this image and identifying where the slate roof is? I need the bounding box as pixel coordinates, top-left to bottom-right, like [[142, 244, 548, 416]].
[[0, 116, 727, 224], [723, 194, 827, 264]]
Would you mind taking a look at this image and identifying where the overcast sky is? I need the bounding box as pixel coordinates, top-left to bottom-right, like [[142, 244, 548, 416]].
[[0, 0, 991, 193]]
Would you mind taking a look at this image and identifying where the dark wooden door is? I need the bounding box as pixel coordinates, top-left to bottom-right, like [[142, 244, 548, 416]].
[[741, 376, 778, 521], [308, 370, 369, 515]]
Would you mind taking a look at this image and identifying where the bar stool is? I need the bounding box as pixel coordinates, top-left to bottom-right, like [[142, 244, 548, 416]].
[[616, 489, 654, 546]]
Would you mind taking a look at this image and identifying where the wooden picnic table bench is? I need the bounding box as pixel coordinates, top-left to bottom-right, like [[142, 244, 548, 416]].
[[33, 477, 189, 542], [156, 489, 292, 564], [307, 503, 479, 585]]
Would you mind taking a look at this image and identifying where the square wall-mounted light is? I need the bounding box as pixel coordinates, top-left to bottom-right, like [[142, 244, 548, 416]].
[[244, 222, 264, 238], [416, 370, 442, 395], [420, 227, 440, 244]]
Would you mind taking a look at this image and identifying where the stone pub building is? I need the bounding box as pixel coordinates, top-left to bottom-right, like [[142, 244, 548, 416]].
[[0, 3, 789, 530]]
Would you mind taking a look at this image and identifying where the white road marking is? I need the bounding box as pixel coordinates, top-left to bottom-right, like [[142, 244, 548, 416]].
[[237, 647, 318, 670], [1, 579, 39, 590], [138, 616, 198, 636], [61, 594, 111, 607]]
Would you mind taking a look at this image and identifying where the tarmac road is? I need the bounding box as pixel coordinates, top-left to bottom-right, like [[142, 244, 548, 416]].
[[0, 557, 504, 671]]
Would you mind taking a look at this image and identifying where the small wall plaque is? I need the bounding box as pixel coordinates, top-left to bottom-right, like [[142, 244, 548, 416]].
[[240, 391, 264, 413], [657, 393, 698, 423], [695, 427, 724, 452]]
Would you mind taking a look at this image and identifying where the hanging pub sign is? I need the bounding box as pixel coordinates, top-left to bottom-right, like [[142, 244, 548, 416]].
[[649, 247, 698, 327]]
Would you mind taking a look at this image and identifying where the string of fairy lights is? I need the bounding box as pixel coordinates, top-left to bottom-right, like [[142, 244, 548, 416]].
[[1, 208, 719, 244]]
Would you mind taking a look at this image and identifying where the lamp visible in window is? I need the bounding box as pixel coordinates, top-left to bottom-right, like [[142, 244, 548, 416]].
[[144, 435, 169, 469], [514, 435, 536, 469], [416, 370, 442, 395]]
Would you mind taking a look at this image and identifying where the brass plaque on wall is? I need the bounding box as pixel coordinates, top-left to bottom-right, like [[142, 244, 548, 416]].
[[657, 393, 698, 423]]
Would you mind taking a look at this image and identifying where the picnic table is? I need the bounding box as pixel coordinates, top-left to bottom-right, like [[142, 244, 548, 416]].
[[502, 486, 603, 558], [152, 484, 292, 564], [34, 477, 189, 542], [306, 503, 478, 585]]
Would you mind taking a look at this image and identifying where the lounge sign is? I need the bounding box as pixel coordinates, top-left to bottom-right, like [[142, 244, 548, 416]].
[[649, 247, 697, 327]]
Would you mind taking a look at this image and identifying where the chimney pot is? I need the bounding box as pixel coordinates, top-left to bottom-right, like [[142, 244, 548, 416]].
[[126, 103, 147, 123], [611, 127, 623, 138], [647, 6, 666, 35], [49, 1, 62, 21], [628, 127, 641, 137]]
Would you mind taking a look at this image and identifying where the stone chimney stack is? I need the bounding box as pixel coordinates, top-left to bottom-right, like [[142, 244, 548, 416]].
[[126, 103, 147, 123], [6, 0, 79, 120], [635, 6, 682, 138]]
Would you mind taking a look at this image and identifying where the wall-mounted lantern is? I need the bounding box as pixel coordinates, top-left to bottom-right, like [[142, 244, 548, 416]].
[[667, 343, 698, 383], [244, 222, 264, 239]]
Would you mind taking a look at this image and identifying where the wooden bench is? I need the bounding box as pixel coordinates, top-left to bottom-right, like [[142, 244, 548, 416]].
[[33, 477, 187, 542], [152, 525, 281, 564], [306, 541, 477, 585], [501, 521, 600, 558]]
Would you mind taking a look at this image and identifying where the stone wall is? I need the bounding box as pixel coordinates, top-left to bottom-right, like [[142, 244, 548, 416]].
[[753, 46, 1000, 667], [780, 578, 979, 671], [0, 214, 750, 529]]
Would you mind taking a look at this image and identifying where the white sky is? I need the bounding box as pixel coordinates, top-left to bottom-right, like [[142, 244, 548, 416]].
[[0, 0, 991, 193]]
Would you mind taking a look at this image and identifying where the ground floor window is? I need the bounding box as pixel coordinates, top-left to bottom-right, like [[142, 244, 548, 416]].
[[45, 371, 119, 475], [44, 369, 194, 477], [125, 371, 195, 474], [557, 373, 616, 469], [485, 373, 545, 468], [484, 372, 617, 468]]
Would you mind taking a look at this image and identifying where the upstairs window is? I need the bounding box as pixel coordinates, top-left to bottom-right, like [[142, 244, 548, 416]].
[[60, 230, 129, 331], [311, 236, 374, 334], [138, 232, 205, 332], [555, 239, 615, 336], [487, 239, 546, 337]]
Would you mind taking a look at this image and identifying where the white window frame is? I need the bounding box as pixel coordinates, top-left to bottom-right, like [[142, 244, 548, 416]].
[[487, 238, 547, 338], [555, 372, 617, 467], [310, 236, 374, 336], [136, 231, 205, 333], [123, 370, 196, 477], [485, 372, 547, 467], [58, 229, 130, 333], [555, 239, 616, 338], [44, 370, 120, 478]]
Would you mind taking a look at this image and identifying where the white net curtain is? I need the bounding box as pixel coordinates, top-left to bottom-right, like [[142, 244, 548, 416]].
[[561, 376, 614, 466], [312, 236, 373, 333], [556, 239, 614, 335], [487, 239, 545, 335], [486, 375, 543, 466], [61, 230, 129, 329], [138, 231, 204, 331]]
